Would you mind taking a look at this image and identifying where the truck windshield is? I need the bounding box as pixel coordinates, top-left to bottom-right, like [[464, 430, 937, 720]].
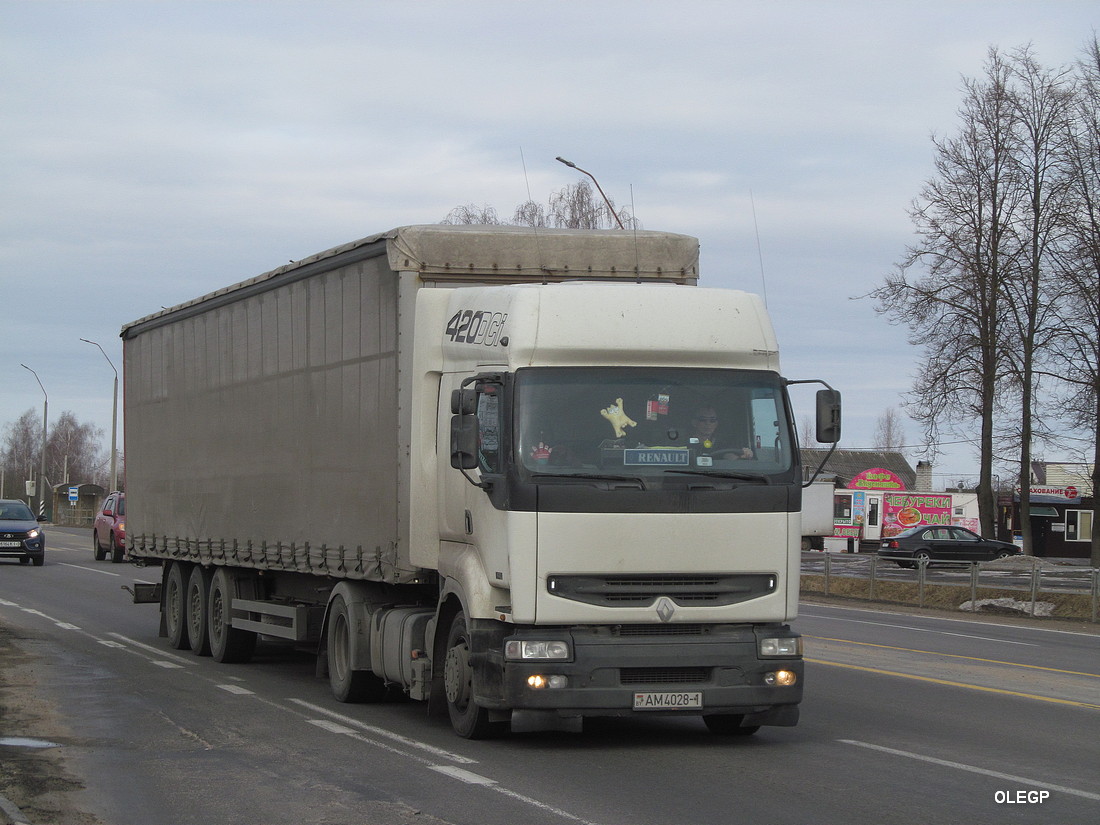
[[514, 367, 793, 480]]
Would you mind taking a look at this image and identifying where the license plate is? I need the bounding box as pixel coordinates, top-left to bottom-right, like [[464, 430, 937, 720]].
[[633, 691, 703, 711], [0, 541, 21, 548]]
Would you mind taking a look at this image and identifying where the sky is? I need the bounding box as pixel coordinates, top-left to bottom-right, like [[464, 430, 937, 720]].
[[2, 0, 1097, 488]]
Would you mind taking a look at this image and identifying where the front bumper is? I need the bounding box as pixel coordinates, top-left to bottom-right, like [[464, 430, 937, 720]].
[[469, 621, 802, 726], [0, 533, 45, 562]]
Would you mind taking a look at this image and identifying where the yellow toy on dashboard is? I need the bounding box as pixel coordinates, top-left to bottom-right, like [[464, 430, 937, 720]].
[[600, 398, 637, 439]]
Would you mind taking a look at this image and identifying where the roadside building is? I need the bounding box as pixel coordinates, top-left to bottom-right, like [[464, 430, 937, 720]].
[[998, 462, 1095, 559]]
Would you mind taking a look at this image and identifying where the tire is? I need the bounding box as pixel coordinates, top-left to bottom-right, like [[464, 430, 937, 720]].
[[164, 562, 190, 650], [186, 565, 213, 656], [110, 534, 125, 564], [995, 550, 1012, 560], [914, 550, 932, 567], [443, 612, 503, 739], [704, 715, 760, 736], [93, 531, 107, 561], [207, 567, 257, 664], [326, 594, 387, 703], [31, 555, 44, 567]]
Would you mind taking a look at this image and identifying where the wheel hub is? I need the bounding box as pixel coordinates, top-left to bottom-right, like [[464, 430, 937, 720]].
[[444, 642, 472, 706]]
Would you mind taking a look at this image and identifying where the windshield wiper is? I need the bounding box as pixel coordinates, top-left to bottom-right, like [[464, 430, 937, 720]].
[[530, 472, 647, 489], [663, 469, 772, 484]]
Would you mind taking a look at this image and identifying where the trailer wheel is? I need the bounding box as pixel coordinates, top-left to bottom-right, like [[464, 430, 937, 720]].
[[208, 567, 256, 664], [443, 612, 502, 739], [326, 594, 387, 703], [186, 565, 212, 656], [704, 715, 760, 736], [164, 562, 190, 650]]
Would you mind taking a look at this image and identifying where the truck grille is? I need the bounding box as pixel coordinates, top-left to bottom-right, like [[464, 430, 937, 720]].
[[546, 573, 776, 607], [612, 624, 707, 637], [620, 667, 710, 685]]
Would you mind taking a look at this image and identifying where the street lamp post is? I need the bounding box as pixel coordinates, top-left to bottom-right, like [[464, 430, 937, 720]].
[[20, 364, 48, 517], [81, 339, 119, 493], [555, 156, 626, 230]]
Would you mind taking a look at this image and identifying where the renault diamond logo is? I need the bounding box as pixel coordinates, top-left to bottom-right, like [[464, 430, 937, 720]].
[[656, 597, 676, 623]]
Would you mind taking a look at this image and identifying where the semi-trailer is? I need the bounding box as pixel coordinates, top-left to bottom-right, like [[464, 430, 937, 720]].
[[122, 224, 840, 738]]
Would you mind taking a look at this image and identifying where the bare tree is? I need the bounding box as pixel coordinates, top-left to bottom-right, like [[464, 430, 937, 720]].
[[872, 47, 1024, 538], [1000, 46, 1078, 555], [2, 409, 107, 497], [444, 181, 636, 231], [1, 409, 41, 498], [440, 204, 503, 225], [1052, 36, 1100, 565], [873, 407, 907, 455], [47, 411, 105, 487]]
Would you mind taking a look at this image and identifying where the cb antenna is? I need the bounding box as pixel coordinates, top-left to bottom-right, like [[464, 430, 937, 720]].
[[749, 189, 768, 307], [555, 156, 626, 230]]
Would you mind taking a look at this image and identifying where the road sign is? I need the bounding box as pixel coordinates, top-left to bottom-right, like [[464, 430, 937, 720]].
[[68, 486, 79, 502]]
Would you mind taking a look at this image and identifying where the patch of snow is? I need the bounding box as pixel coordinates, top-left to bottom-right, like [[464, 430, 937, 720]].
[[959, 597, 1054, 617]]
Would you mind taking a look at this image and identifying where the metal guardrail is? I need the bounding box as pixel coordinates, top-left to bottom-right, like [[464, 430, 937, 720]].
[[805, 553, 1100, 622]]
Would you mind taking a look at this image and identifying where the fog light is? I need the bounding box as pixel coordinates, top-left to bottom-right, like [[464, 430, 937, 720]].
[[765, 670, 798, 687], [527, 674, 567, 689]]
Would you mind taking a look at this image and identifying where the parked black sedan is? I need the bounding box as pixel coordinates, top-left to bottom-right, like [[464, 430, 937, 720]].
[[878, 525, 1021, 568]]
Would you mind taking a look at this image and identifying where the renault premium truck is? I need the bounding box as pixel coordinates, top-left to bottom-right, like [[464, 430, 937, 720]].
[[122, 224, 840, 738]]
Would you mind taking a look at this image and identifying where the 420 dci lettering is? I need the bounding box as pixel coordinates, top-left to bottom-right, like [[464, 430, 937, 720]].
[[445, 309, 508, 346]]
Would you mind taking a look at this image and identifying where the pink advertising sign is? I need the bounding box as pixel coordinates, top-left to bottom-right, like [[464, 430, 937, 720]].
[[849, 468, 905, 491], [882, 492, 952, 538]]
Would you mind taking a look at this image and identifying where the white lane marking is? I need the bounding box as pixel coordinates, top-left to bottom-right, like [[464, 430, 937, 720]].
[[218, 684, 255, 695], [305, 718, 602, 825], [58, 562, 121, 577], [430, 765, 495, 785], [0, 598, 18, 607], [98, 640, 127, 649], [840, 740, 1100, 801], [152, 661, 184, 669], [799, 612, 1037, 646], [291, 699, 476, 764], [55, 622, 80, 630], [106, 633, 192, 666]]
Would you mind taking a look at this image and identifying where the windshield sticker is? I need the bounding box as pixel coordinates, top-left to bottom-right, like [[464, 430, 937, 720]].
[[645, 393, 670, 421], [600, 398, 637, 439]]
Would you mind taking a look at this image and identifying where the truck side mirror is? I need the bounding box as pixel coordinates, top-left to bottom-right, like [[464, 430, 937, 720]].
[[815, 389, 842, 443], [450, 388, 477, 415], [450, 414, 479, 469]]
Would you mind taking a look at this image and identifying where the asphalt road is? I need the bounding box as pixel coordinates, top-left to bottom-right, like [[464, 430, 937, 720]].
[[0, 528, 1097, 825]]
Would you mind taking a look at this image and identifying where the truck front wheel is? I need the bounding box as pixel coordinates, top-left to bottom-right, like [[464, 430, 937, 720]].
[[326, 594, 387, 703], [443, 612, 502, 739]]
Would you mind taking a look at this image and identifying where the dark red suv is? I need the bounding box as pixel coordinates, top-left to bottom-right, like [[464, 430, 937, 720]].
[[93, 492, 126, 563]]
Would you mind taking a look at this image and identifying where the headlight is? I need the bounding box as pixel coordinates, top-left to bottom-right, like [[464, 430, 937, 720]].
[[504, 640, 571, 661], [27, 529, 40, 540], [759, 636, 802, 657]]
